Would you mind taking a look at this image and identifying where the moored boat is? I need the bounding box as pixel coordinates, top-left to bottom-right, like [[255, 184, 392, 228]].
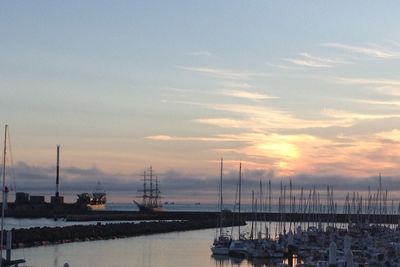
[[134, 166, 162, 212], [76, 182, 107, 210], [1, 125, 26, 266], [211, 159, 232, 256]]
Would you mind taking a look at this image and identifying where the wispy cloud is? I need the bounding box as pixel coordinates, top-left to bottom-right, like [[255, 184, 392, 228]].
[[146, 135, 175, 141], [353, 99, 400, 107], [375, 129, 400, 142], [186, 51, 213, 57], [324, 43, 399, 59], [220, 89, 278, 101], [146, 135, 233, 142], [146, 127, 400, 177], [194, 118, 243, 128], [265, 62, 303, 70], [166, 101, 354, 131], [180, 66, 268, 80], [373, 86, 400, 97], [150, 87, 400, 177], [336, 77, 400, 86], [322, 108, 400, 120], [146, 132, 332, 176], [208, 104, 352, 130], [220, 81, 253, 89], [334, 78, 400, 99], [286, 53, 345, 68]]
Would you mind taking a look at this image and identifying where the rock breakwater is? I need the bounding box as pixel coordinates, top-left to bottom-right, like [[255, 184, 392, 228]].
[[8, 219, 244, 248]]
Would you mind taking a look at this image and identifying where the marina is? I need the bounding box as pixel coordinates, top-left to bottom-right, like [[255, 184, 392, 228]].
[[209, 161, 400, 266], [10, 227, 270, 267], [2, 1, 400, 266], [3, 149, 400, 266], [7, 219, 400, 267], [4, 156, 400, 266]]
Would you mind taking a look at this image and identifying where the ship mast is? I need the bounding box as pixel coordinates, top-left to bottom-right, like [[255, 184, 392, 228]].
[[155, 175, 159, 207], [1, 125, 8, 265], [143, 169, 147, 206], [135, 165, 162, 211]]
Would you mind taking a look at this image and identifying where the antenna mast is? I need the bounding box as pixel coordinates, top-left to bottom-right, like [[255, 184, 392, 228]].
[[56, 145, 60, 197]]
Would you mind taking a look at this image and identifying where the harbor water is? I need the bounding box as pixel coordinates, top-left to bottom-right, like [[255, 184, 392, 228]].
[[10, 226, 298, 267], [4, 203, 392, 267]]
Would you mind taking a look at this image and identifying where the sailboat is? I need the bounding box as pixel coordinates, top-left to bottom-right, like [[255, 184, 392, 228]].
[[1, 125, 26, 267], [134, 166, 162, 212], [228, 162, 250, 257], [211, 158, 231, 255]]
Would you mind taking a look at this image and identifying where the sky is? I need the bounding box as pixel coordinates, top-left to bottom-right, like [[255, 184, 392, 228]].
[[1, 1, 400, 203]]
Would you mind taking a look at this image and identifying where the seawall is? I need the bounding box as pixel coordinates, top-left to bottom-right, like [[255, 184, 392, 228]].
[[8, 219, 244, 248]]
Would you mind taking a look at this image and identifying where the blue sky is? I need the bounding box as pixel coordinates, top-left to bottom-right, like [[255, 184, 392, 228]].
[[1, 1, 400, 201]]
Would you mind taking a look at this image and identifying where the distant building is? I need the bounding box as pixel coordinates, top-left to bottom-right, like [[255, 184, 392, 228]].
[[15, 192, 29, 204]]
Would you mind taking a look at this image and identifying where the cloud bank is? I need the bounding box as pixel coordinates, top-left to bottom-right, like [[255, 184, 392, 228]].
[[7, 162, 400, 204]]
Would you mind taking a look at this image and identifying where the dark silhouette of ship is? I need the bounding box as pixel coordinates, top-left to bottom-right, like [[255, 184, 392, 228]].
[[77, 182, 106, 210], [134, 166, 162, 212]]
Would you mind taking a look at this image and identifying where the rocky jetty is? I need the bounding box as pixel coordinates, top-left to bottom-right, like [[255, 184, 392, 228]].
[[8, 219, 244, 248]]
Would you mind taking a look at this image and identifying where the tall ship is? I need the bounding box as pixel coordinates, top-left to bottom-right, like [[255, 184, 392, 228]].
[[77, 182, 107, 210], [134, 166, 162, 212]]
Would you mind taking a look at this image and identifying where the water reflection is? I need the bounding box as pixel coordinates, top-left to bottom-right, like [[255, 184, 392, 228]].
[[211, 255, 230, 266], [53, 245, 59, 267], [11, 223, 304, 267], [211, 255, 300, 267], [211, 255, 274, 267], [211, 255, 243, 266]]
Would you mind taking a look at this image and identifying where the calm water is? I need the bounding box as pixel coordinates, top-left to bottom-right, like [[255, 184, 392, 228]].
[[3, 203, 334, 267], [11, 227, 299, 267]]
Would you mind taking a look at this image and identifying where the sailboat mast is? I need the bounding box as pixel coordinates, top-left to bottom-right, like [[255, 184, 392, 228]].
[[219, 158, 223, 235], [238, 162, 242, 239], [1, 124, 8, 263], [268, 179, 271, 238], [150, 166, 153, 206], [259, 178, 262, 238]]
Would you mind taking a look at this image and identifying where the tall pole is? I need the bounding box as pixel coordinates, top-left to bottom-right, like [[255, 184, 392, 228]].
[[143, 169, 147, 205], [1, 124, 8, 266], [259, 178, 262, 238], [155, 176, 159, 207], [238, 162, 242, 239], [219, 158, 223, 236], [56, 145, 60, 197], [268, 179, 271, 238], [379, 173, 382, 216], [149, 166, 153, 206]]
